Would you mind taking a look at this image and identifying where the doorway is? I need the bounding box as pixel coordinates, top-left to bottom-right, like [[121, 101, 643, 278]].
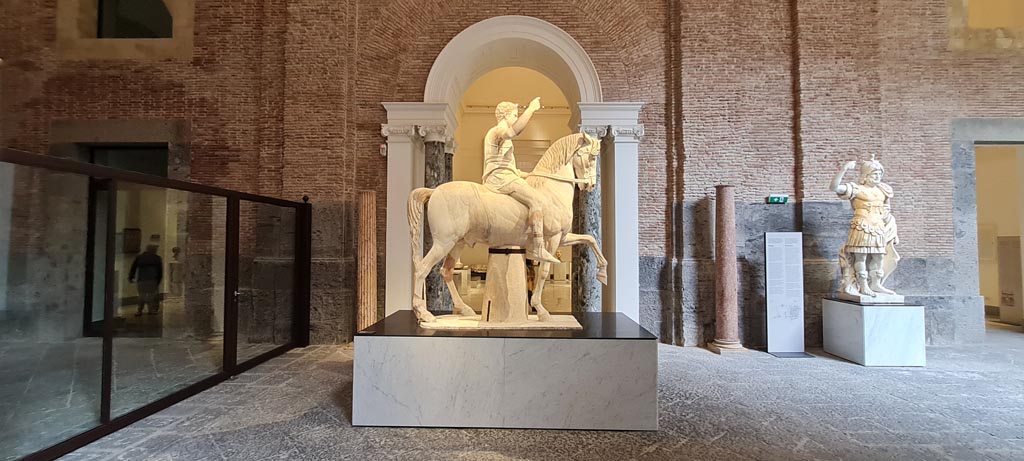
[[975, 144, 1024, 329], [84, 145, 169, 338]]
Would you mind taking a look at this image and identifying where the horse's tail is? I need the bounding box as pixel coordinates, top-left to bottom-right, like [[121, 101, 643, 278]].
[[407, 187, 434, 265]]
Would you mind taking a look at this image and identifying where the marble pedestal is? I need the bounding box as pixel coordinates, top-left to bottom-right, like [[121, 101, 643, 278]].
[[822, 298, 925, 367], [353, 310, 658, 430]]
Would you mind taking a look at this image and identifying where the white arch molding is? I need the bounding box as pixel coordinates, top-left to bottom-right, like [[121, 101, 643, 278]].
[[425, 15, 603, 113], [382, 15, 643, 323]]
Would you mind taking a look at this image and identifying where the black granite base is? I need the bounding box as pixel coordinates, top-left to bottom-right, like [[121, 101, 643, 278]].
[[357, 310, 657, 340]]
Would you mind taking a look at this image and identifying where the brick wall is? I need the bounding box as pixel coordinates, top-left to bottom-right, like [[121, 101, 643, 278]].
[[799, 0, 1024, 257], [354, 0, 669, 257], [2, 0, 1022, 343], [0, 0, 273, 196]]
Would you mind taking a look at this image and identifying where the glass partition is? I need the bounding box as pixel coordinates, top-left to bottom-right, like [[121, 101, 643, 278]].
[[111, 182, 227, 417], [0, 163, 102, 459], [0, 148, 311, 459], [236, 201, 295, 362]]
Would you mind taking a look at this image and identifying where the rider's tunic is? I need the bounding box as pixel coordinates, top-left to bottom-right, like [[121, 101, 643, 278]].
[[482, 138, 527, 192], [838, 182, 897, 254]]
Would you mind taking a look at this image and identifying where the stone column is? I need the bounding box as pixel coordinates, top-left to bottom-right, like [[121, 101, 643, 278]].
[[708, 185, 744, 354], [572, 125, 606, 313], [420, 125, 453, 313], [381, 124, 419, 316], [357, 190, 377, 331], [444, 140, 455, 183]]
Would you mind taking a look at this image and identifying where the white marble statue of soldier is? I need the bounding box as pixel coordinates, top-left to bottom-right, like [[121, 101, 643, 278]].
[[829, 155, 902, 301], [482, 97, 560, 264]]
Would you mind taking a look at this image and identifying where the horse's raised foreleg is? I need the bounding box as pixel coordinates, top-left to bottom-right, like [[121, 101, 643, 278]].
[[560, 232, 608, 285], [441, 242, 476, 317], [413, 242, 452, 323], [529, 235, 561, 322]]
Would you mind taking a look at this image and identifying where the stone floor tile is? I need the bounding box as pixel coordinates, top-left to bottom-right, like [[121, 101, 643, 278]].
[[26, 325, 1024, 460]]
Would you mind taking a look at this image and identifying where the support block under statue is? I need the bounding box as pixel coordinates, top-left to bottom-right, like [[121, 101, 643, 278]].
[[481, 248, 528, 324], [822, 298, 925, 367]]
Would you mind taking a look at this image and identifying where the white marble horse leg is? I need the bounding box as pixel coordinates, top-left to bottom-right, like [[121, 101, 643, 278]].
[[561, 232, 609, 285], [441, 242, 476, 316], [529, 235, 562, 322]]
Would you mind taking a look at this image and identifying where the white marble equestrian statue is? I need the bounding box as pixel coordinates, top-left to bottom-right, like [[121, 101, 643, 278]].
[[407, 132, 608, 324]]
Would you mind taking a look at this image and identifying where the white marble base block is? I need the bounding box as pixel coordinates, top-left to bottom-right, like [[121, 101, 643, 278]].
[[353, 335, 658, 430], [822, 298, 925, 367]]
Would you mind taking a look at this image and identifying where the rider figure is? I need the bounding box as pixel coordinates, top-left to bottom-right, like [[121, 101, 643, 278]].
[[483, 97, 561, 264]]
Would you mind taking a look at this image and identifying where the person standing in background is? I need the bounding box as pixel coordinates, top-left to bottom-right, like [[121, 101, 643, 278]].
[[129, 243, 163, 316]]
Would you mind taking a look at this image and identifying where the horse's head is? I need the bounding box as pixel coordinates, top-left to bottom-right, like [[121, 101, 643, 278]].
[[571, 133, 601, 192]]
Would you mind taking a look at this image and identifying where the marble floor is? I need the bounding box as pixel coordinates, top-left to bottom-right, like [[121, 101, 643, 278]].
[[1, 337, 278, 461], [57, 324, 1024, 461]]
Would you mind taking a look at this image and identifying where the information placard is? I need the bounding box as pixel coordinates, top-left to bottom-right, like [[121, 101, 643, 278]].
[[765, 232, 809, 357]]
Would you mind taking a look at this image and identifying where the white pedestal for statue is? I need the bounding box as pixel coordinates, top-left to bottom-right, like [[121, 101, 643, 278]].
[[353, 311, 658, 430], [822, 298, 925, 367]]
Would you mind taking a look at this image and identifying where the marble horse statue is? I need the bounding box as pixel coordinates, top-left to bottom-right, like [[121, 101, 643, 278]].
[[407, 132, 607, 323]]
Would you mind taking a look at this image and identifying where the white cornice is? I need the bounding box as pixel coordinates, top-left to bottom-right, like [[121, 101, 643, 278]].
[[578, 102, 644, 126], [382, 102, 457, 131]]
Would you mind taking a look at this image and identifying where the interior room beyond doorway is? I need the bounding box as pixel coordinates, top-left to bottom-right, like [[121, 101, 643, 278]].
[[975, 144, 1024, 329]]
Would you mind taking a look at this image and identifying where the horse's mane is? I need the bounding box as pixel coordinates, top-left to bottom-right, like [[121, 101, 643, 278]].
[[533, 133, 584, 174]]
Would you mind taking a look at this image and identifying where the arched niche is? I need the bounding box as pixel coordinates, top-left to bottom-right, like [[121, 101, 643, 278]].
[[424, 15, 603, 128]]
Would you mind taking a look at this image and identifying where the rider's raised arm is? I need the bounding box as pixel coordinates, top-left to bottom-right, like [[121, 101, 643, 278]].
[[505, 97, 542, 139]]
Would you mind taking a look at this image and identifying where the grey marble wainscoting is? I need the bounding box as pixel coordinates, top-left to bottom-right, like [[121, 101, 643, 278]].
[[309, 201, 357, 343], [675, 200, 805, 348], [659, 199, 984, 348], [639, 256, 684, 345]]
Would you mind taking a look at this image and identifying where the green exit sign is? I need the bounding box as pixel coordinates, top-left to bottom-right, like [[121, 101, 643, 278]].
[[767, 194, 789, 204]]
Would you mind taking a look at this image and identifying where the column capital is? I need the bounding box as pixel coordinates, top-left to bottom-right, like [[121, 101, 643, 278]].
[[417, 124, 451, 144], [444, 139, 457, 154], [579, 124, 608, 139], [381, 124, 417, 140], [610, 124, 644, 142]]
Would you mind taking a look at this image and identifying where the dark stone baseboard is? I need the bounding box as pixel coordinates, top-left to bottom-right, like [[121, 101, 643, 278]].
[[638, 200, 987, 347]]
